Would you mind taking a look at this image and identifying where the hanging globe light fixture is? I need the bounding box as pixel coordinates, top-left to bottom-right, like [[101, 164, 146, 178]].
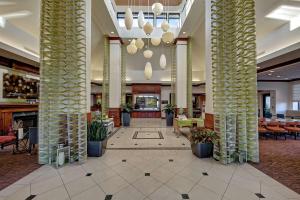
[[160, 54, 167, 69], [152, 3, 163, 16], [151, 38, 161, 46], [127, 39, 137, 54], [161, 20, 170, 32], [125, 8, 133, 30], [143, 22, 153, 36], [136, 38, 144, 49], [143, 49, 153, 59], [162, 31, 174, 44], [144, 62, 153, 80], [138, 11, 145, 29]]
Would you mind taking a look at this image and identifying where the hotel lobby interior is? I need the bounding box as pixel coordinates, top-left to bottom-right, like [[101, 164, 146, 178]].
[[0, 0, 300, 199]]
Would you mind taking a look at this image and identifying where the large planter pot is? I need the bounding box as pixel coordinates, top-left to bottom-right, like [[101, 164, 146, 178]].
[[122, 112, 131, 126], [191, 143, 213, 158], [166, 112, 174, 126], [87, 139, 107, 157]]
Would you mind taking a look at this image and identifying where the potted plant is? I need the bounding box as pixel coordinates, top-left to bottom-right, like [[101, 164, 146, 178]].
[[191, 128, 218, 158], [163, 104, 176, 126], [87, 120, 108, 157], [121, 103, 132, 126]]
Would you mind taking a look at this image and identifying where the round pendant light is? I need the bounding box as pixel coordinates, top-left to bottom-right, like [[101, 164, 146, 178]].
[[136, 38, 145, 49], [161, 20, 170, 32], [160, 54, 167, 69], [152, 3, 163, 16], [162, 31, 174, 44], [144, 62, 153, 80], [151, 38, 161, 46], [127, 42, 137, 55], [143, 49, 153, 59], [143, 22, 153, 35], [138, 11, 145, 29], [125, 8, 133, 30]]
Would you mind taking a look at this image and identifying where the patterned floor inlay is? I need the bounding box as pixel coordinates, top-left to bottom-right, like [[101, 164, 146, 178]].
[[132, 131, 164, 139]]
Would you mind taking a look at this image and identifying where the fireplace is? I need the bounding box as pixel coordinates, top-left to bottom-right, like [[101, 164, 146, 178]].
[[13, 112, 38, 133]]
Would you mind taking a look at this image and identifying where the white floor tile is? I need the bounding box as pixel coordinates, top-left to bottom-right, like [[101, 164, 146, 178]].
[[99, 175, 129, 194], [65, 176, 96, 197], [112, 185, 145, 200], [132, 176, 163, 196], [71, 186, 106, 200], [148, 185, 181, 200]]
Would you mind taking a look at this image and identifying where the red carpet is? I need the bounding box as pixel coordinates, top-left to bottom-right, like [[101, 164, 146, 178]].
[[251, 138, 300, 194], [0, 146, 41, 190]]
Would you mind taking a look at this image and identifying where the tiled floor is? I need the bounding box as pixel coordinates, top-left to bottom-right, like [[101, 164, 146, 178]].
[[1, 150, 300, 200]]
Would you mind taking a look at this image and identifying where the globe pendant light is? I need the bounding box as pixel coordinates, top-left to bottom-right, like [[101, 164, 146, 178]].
[[161, 20, 169, 32], [160, 54, 166, 69], [151, 38, 161, 46], [127, 39, 137, 54], [143, 22, 153, 35], [125, 8, 133, 30], [143, 49, 153, 58], [144, 62, 153, 80], [138, 11, 145, 29], [136, 38, 144, 49], [162, 31, 174, 44], [152, 2, 163, 16]]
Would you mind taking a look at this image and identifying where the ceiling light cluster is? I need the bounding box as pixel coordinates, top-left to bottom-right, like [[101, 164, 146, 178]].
[[124, 1, 173, 80], [266, 5, 300, 31]]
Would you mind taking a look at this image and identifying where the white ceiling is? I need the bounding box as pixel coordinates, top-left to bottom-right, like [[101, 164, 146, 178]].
[[258, 62, 300, 81]]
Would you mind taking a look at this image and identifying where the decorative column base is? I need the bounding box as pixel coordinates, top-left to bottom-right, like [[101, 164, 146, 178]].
[[204, 113, 214, 130], [108, 108, 121, 127]]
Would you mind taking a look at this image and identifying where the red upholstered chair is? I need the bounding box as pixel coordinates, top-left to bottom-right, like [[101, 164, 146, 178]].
[[0, 125, 17, 150], [284, 122, 300, 140], [266, 121, 287, 140]]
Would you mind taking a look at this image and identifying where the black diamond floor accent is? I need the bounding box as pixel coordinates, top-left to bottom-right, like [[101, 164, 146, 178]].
[[182, 143, 186, 146], [122, 159, 126, 162], [255, 193, 265, 198], [134, 143, 138, 145], [104, 195, 113, 200], [158, 143, 162, 145], [25, 195, 36, 200], [182, 194, 190, 199], [169, 159, 174, 162], [86, 173, 92, 176], [202, 172, 208, 176], [145, 173, 150, 176], [110, 143, 114, 145]]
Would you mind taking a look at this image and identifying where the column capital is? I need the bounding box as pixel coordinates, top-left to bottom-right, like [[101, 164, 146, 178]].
[[175, 38, 188, 45], [108, 37, 123, 44]]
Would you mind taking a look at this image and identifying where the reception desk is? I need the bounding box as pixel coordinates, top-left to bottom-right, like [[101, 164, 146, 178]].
[[131, 109, 161, 118]]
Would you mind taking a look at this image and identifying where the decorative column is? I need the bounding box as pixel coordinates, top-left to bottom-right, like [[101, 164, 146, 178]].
[[39, 0, 89, 164], [102, 37, 109, 116], [210, 0, 258, 164], [176, 40, 188, 115], [108, 38, 122, 127], [187, 39, 193, 117], [170, 45, 177, 105]]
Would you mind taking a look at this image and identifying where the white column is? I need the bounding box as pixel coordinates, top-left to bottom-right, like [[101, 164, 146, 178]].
[[205, 0, 214, 114], [176, 40, 187, 109], [109, 40, 122, 108], [85, 0, 91, 112]]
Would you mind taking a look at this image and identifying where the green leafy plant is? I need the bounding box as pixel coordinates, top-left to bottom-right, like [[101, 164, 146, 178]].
[[163, 104, 176, 114], [121, 103, 132, 113], [191, 128, 218, 144], [87, 120, 107, 142]]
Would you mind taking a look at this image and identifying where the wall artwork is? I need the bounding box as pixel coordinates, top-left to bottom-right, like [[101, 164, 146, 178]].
[[3, 73, 39, 99]]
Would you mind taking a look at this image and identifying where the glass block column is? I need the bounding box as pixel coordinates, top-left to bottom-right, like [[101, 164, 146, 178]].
[[39, 0, 89, 164]]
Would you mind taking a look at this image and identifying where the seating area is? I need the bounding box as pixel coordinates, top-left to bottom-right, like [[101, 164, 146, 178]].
[[258, 118, 300, 140]]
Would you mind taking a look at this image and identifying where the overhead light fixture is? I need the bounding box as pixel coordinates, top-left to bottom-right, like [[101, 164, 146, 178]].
[[183, 32, 186, 34], [151, 38, 161, 46], [270, 70, 275, 73], [161, 20, 170, 32], [127, 39, 137, 54], [162, 32, 174, 44], [144, 62, 153, 80], [136, 38, 145, 49], [268, 73, 272, 76], [276, 75, 281, 78], [0, 17, 6, 28], [266, 5, 300, 31], [110, 31, 114, 34], [152, 3, 164, 16], [143, 49, 153, 59], [138, 11, 145, 29], [125, 7, 133, 30], [144, 22, 153, 35], [160, 54, 167, 69]]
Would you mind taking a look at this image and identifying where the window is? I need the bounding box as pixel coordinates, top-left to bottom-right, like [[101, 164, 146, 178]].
[[293, 102, 300, 111], [116, 12, 181, 28]]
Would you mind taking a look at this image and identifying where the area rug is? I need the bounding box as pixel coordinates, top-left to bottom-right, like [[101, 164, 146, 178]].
[[251, 138, 300, 194], [0, 146, 41, 190]]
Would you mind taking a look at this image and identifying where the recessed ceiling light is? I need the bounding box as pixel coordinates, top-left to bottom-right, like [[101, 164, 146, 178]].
[[256, 66, 261, 69], [111, 31, 114, 34], [183, 32, 186, 34], [268, 73, 272, 76], [266, 5, 300, 31], [276, 75, 281, 78], [270, 70, 275, 73]]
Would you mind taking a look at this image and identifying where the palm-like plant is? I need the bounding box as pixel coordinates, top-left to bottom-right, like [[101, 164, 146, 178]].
[[121, 103, 133, 113], [191, 128, 218, 144], [87, 120, 107, 142], [162, 104, 176, 114]]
